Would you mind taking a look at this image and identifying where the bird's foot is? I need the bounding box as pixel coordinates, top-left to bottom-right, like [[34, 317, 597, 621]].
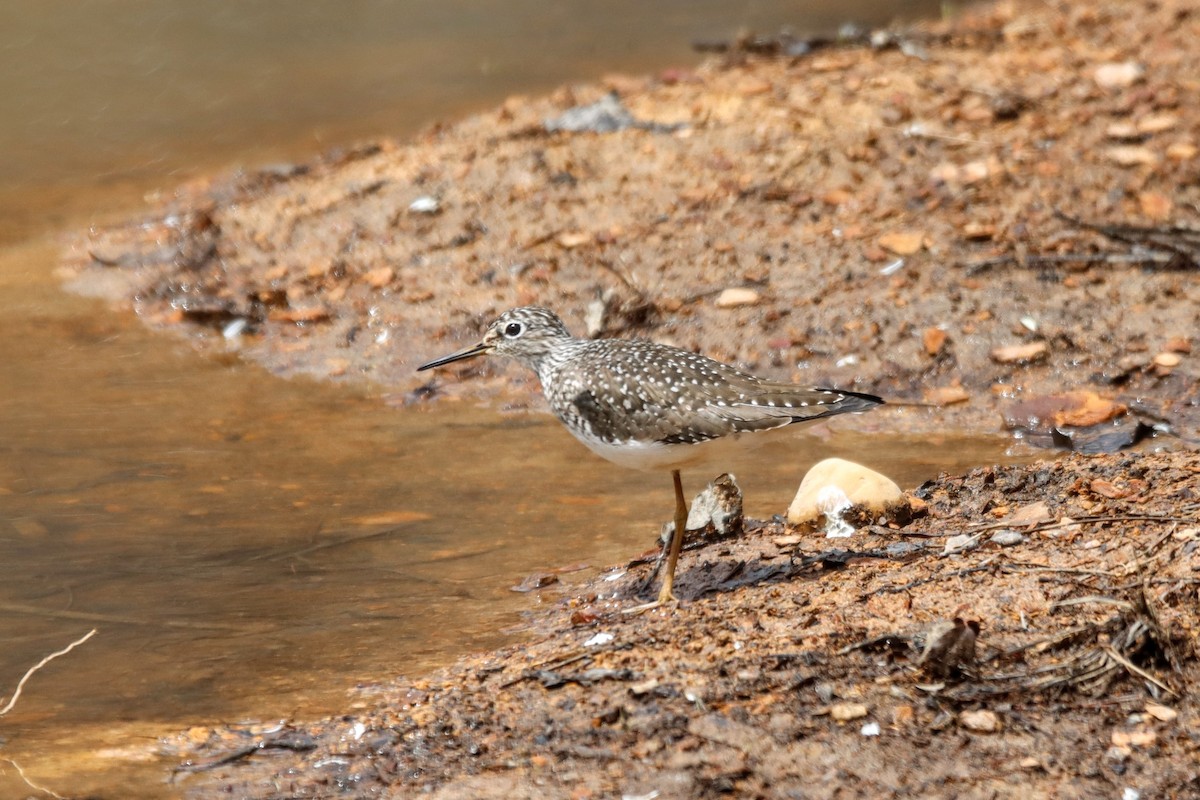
[[622, 588, 680, 615]]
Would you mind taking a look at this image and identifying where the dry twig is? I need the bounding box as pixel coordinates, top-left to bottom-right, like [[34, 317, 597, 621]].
[[0, 629, 97, 717]]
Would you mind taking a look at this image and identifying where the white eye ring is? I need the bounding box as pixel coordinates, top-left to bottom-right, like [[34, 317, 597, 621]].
[[504, 322, 523, 338]]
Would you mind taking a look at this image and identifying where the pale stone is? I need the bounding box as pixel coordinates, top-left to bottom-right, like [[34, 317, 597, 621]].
[[829, 702, 869, 721], [1153, 352, 1181, 368], [960, 709, 1000, 732], [714, 287, 760, 308], [787, 458, 902, 525], [1093, 61, 1143, 89]]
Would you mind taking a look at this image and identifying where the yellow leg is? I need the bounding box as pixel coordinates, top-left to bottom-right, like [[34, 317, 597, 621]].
[[656, 469, 687, 605], [624, 469, 688, 614]]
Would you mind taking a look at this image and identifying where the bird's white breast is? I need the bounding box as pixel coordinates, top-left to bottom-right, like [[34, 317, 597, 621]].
[[569, 425, 768, 472]]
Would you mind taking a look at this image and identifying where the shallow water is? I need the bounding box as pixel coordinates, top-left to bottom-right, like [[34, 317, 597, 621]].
[[0, 0, 952, 244], [1, 1, 991, 795]]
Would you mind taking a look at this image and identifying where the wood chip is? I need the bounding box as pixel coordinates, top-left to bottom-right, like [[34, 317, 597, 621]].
[[1137, 114, 1178, 134], [990, 341, 1048, 364], [269, 306, 332, 323], [1165, 337, 1192, 354], [362, 266, 396, 288], [1106, 146, 1158, 166], [962, 222, 995, 241], [922, 327, 948, 356], [829, 702, 869, 721], [1166, 142, 1198, 161], [878, 231, 925, 255], [924, 386, 969, 406], [1138, 192, 1173, 220], [1144, 703, 1178, 723], [557, 231, 592, 249], [714, 287, 760, 308]]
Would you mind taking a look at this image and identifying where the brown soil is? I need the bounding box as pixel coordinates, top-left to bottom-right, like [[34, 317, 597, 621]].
[[169, 450, 1200, 798], [61, 0, 1198, 443], [58, 0, 1200, 796]]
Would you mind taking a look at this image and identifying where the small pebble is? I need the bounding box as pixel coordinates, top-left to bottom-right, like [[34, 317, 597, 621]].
[[1153, 352, 1181, 368], [408, 196, 440, 213], [222, 318, 249, 339], [1093, 61, 1143, 89], [990, 529, 1025, 547], [960, 709, 999, 732], [830, 702, 869, 721], [943, 533, 980, 555]]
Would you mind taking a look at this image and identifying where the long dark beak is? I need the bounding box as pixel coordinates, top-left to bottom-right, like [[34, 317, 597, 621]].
[[416, 342, 492, 371]]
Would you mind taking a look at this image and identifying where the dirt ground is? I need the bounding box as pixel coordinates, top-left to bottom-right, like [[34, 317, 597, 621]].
[[58, 0, 1200, 796], [62, 0, 1199, 444], [162, 449, 1200, 798]]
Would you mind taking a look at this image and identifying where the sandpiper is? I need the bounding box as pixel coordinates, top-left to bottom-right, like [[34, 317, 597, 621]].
[[418, 306, 883, 608]]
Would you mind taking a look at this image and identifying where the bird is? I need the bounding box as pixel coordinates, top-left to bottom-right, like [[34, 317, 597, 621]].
[[417, 306, 883, 609]]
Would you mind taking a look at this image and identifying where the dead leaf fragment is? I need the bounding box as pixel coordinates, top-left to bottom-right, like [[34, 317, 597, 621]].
[[1164, 337, 1192, 354], [922, 327, 948, 356], [1058, 391, 1127, 427], [1090, 479, 1130, 499], [924, 386, 969, 406], [1138, 192, 1173, 220], [1003, 391, 1127, 432], [361, 266, 396, 288], [1145, 703, 1177, 723], [1008, 500, 1051, 527], [990, 341, 1048, 364], [878, 231, 925, 255]]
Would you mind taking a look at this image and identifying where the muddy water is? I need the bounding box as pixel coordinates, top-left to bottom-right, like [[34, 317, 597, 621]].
[[0, 0, 952, 243], [0, 1, 988, 795]]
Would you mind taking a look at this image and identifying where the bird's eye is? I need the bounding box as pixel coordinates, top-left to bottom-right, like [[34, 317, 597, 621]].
[[504, 322, 523, 338]]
